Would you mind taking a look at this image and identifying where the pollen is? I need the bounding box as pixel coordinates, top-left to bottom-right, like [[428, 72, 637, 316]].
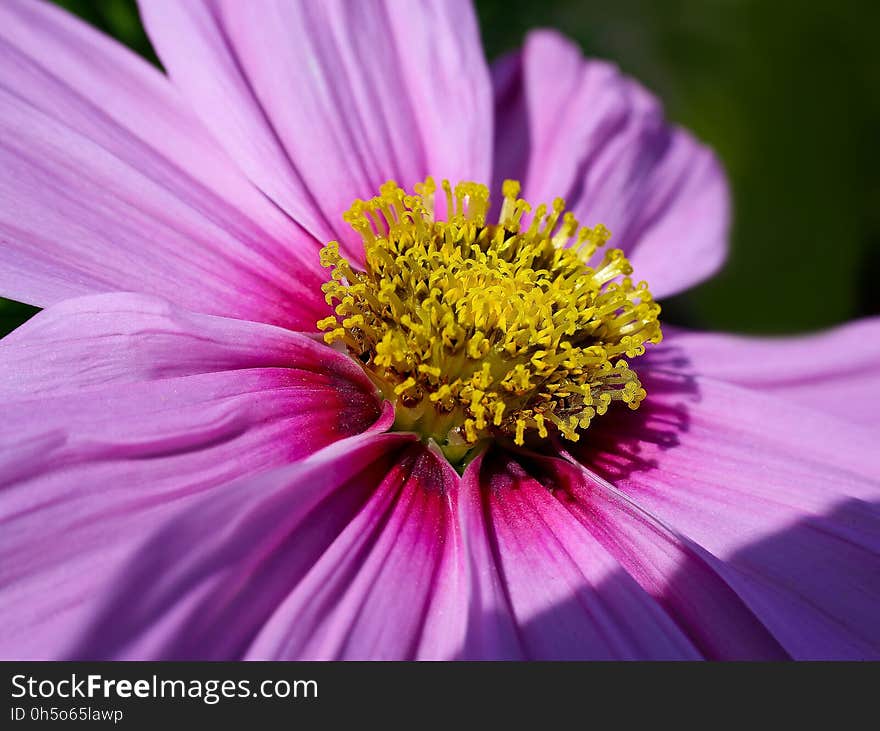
[[318, 178, 662, 464]]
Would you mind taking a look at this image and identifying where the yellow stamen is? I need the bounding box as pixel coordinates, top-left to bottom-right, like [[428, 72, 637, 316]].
[[318, 179, 662, 463]]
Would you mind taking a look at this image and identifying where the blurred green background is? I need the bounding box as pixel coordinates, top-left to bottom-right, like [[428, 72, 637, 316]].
[[2, 0, 877, 336]]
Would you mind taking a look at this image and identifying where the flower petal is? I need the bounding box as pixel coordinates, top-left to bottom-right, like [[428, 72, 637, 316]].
[[571, 370, 880, 658], [0, 301, 386, 659], [492, 30, 729, 297], [440, 452, 526, 660], [534, 455, 791, 659], [64, 434, 460, 660], [139, 0, 493, 258], [660, 320, 880, 428], [0, 292, 377, 399], [246, 442, 462, 660], [0, 0, 326, 327], [457, 449, 705, 659]]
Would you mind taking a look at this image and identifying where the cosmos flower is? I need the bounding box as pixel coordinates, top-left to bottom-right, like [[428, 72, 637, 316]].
[[0, 0, 878, 660]]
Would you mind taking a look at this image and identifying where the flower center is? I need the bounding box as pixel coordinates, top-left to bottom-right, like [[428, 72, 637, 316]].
[[318, 178, 662, 465]]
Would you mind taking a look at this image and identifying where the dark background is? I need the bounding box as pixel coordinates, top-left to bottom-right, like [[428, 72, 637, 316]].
[[3, 0, 877, 337]]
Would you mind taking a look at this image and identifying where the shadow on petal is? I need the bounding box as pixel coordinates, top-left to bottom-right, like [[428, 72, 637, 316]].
[[566, 342, 699, 482], [460, 451, 879, 660], [677, 497, 880, 660]]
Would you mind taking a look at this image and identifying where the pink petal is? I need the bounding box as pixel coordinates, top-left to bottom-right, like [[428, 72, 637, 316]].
[[66, 434, 450, 660], [139, 0, 493, 260], [0, 292, 377, 399], [0, 298, 386, 659], [571, 370, 880, 658], [541, 456, 788, 659], [437, 452, 525, 659], [0, 0, 326, 327], [458, 449, 705, 659], [492, 30, 729, 298], [660, 320, 880, 428], [246, 442, 461, 660]]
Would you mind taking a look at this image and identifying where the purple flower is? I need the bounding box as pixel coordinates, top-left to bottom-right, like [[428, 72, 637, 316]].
[[0, 0, 878, 660]]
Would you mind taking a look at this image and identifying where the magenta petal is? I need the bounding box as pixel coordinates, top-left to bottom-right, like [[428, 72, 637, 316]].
[[0, 0, 326, 327], [0, 293, 385, 476], [66, 434, 446, 660], [491, 35, 629, 210], [246, 443, 462, 660], [459, 450, 704, 660], [0, 292, 378, 399], [139, 0, 492, 259], [492, 30, 729, 298], [661, 320, 880, 428], [544, 457, 788, 659], [441, 454, 525, 660], [0, 298, 385, 659], [575, 373, 880, 659]]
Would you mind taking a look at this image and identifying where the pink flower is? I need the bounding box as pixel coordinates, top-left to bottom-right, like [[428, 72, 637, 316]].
[[0, 0, 878, 660]]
